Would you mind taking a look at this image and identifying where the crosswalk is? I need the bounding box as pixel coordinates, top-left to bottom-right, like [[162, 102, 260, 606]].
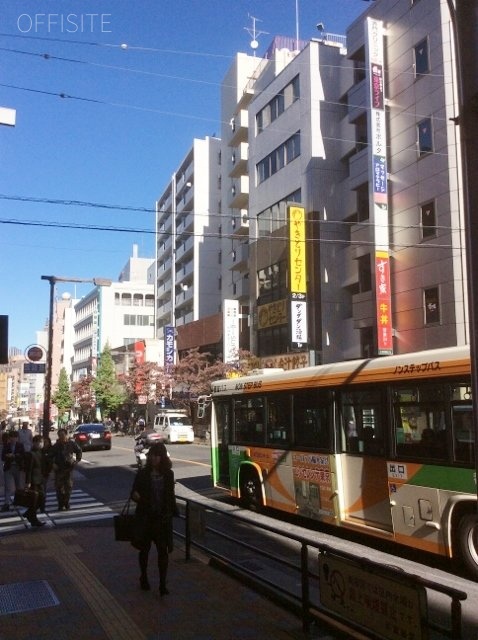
[[0, 489, 114, 534]]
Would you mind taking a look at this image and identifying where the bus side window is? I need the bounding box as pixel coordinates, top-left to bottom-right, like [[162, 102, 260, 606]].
[[234, 398, 265, 444], [293, 390, 331, 449], [453, 406, 474, 464], [395, 404, 446, 459], [340, 390, 384, 455], [266, 395, 291, 445]]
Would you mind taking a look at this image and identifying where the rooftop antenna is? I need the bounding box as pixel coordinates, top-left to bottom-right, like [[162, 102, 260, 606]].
[[244, 14, 268, 56], [295, 0, 300, 50]]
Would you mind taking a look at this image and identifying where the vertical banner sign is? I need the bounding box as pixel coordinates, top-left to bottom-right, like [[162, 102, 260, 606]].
[[367, 18, 393, 355], [288, 204, 308, 348], [223, 299, 240, 363], [91, 309, 98, 373], [164, 325, 175, 372], [134, 341, 145, 395], [134, 340, 145, 365]]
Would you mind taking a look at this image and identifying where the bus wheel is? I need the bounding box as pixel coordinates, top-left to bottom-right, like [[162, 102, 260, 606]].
[[458, 513, 478, 579], [240, 470, 263, 511]]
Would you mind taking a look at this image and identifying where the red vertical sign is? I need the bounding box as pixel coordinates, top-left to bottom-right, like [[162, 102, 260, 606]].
[[375, 251, 393, 354]]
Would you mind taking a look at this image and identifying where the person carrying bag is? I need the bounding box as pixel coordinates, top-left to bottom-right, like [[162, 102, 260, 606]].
[[130, 442, 178, 594]]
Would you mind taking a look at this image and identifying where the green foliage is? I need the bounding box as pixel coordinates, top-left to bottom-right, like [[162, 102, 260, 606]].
[[51, 367, 74, 417], [91, 344, 127, 419]]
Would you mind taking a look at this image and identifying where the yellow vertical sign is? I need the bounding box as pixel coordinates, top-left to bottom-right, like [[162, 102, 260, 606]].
[[288, 205, 307, 294]]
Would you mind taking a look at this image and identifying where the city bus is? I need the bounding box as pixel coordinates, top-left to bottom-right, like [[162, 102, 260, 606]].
[[209, 345, 478, 578]]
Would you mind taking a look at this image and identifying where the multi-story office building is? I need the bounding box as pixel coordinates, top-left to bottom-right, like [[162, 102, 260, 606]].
[[155, 136, 222, 358], [246, 35, 352, 364], [71, 245, 155, 381], [341, 0, 465, 357], [237, 1, 463, 365]]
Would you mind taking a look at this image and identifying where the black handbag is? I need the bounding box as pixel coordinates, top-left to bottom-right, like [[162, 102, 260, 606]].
[[14, 488, 38, 508], [113, 498, 136, 542]]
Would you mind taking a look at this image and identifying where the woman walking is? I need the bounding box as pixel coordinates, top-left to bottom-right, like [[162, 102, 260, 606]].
[[130, 442, 178, 594]]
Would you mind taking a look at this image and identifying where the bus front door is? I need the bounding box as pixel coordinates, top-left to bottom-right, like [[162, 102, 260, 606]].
[[216, 401, 232, 486]]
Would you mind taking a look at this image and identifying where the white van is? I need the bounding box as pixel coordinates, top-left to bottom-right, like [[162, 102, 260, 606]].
[[153, 411, 195, 444]]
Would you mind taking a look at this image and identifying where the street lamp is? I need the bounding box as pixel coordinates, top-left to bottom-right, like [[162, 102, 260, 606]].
[[41, 275, 112, 439]]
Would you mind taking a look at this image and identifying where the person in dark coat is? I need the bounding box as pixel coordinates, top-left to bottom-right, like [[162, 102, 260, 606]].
[[50, 428, 82, 511], [130, 442, 178, 594], [23, 435, 46, 526], [1, 431, 25, 511]]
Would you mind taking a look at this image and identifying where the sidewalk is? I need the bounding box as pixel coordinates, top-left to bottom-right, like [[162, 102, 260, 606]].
[[0, 518, 317, 640]]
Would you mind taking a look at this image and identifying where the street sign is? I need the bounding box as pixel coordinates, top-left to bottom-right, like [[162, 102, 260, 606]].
[[25, 345, 45, 362], [319, 552, 428, 640], [24, 362, 46, 374]]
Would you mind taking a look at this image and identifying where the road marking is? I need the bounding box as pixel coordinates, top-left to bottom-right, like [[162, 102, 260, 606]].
[[0, 489, 113, 533], [169, 456, 210, 468]]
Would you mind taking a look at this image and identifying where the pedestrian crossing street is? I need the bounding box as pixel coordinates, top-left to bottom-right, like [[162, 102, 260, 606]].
[[0, 489, 114, 534]]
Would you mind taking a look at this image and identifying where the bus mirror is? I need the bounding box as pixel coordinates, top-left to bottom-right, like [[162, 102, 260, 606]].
[[197, 395, 211, 419]]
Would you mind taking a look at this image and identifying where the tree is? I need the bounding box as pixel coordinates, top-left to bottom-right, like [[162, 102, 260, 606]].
[[72, 374, 96, 423], [51, 367, 74, 424], [92, 344, 127, 419], [122, 361, 164, 403], [172, 348, 255, 412]]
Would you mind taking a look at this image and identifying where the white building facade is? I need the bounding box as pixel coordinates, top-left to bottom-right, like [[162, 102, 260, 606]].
[[155, 136, 222, 355], [71, 246, 155, 381]]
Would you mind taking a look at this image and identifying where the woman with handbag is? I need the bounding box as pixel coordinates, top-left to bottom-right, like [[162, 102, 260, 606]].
[[130, 442, 178, 594]]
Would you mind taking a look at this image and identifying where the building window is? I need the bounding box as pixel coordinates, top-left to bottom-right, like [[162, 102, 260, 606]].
[[357, 183, 369, 222], [424, 287, 440, 324], [257, 261, 287, 305], [414, 38, 429, 77], [255, 75, 300, 135], [257, 189, 301, 237], [358, 254, 372, 293], [256, 110, 263, 135], [256, 132, 301, 185], [418, 118, 433, 156], [421, 201, 436, 239], [360, 327, 375, 358], [124, 314, 154, 327]]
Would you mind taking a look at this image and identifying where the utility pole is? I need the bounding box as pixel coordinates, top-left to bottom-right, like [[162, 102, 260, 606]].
[[448, 0, 478, 504]]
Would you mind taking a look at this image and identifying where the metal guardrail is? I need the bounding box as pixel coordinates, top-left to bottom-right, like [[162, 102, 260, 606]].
[[174, 495, 467, 639]]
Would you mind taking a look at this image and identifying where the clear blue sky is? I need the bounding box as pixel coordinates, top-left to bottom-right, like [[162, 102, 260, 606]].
[[0, 0, 368, 352]]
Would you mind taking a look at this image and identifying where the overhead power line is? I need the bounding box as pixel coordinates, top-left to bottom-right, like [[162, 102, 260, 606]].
[[0, 216, 464, 253]]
